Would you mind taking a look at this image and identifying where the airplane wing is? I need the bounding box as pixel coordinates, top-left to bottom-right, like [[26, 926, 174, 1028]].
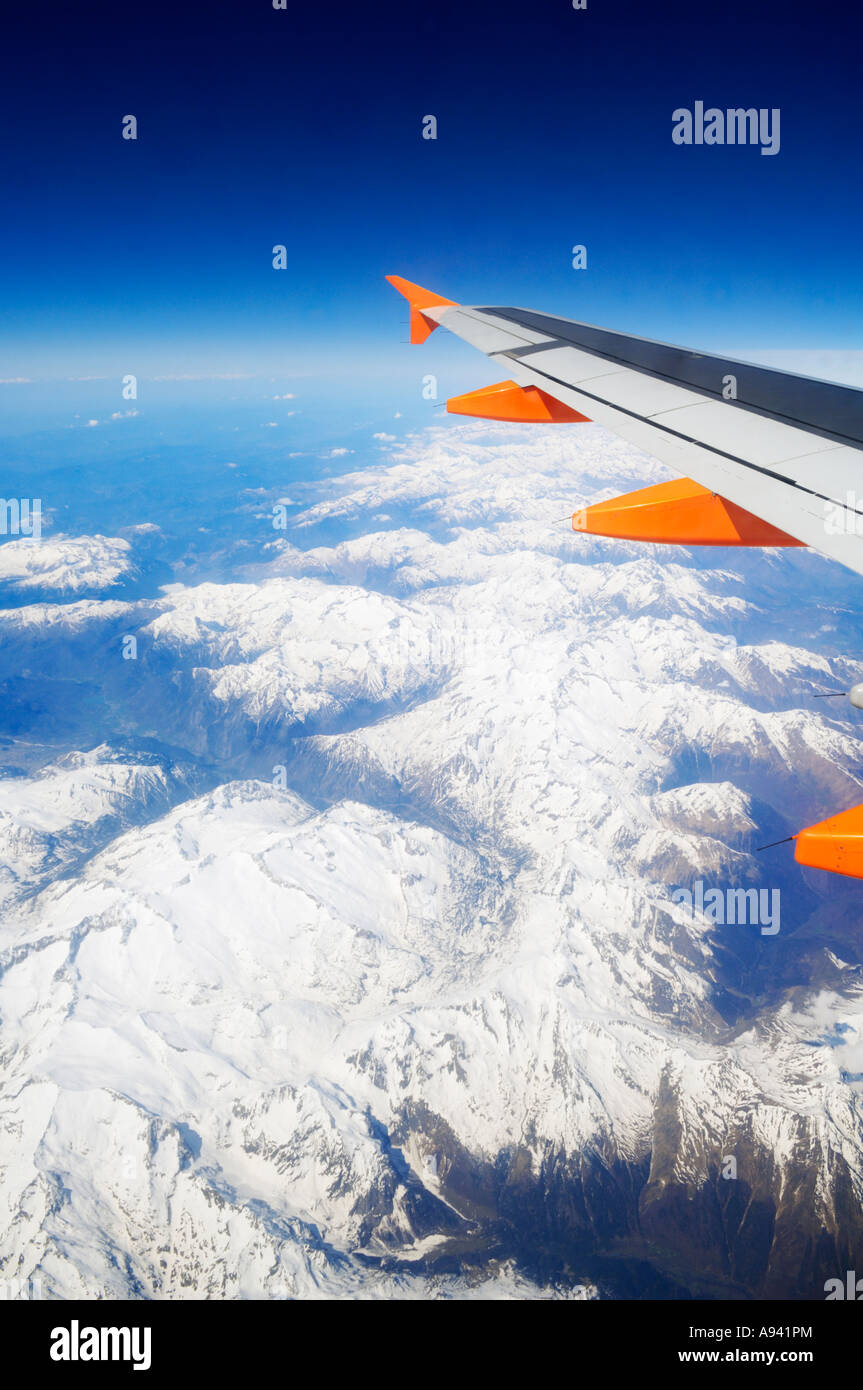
[[386, 275, 863, 577], [387, 274, 863, 879]]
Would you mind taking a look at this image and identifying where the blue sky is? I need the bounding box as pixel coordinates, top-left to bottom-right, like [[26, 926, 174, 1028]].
[[2, 0, 862, 400]]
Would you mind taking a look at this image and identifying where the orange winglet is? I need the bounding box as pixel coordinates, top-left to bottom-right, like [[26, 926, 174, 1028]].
[[385, 275, 458, 344], [794, 804, 863, 879], [572, 477, 805, 547], [447, 379, 591, 423]]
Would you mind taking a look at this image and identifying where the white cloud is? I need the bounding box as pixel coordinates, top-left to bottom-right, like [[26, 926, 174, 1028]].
[[149, 372, 256, 382]]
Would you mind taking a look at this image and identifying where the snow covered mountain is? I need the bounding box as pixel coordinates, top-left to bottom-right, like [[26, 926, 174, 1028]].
[[0, 533, 133, 596], [3, 420, 863, 1299]]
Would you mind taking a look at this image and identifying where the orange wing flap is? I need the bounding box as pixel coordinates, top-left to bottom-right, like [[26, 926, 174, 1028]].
[[447, 379, 590, 423], [573, 478, 805, 547], [795, 805, 863, 879]]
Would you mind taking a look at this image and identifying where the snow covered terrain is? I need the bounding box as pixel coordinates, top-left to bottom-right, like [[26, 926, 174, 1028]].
[[0, 533, 132, 595], [3, 420, 863, 1300]]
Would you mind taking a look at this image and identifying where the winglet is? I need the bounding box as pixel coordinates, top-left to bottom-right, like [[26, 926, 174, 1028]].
[[386, 275, 458, 344]]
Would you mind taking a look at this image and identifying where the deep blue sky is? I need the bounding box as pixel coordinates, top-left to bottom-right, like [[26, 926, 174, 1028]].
[[2, 0, 862, 395]]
